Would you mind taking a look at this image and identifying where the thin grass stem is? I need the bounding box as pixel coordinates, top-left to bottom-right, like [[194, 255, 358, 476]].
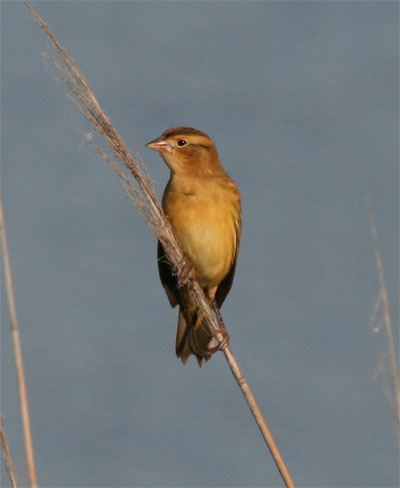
[[0, 195, 38, 487], [0, 415, 19, 488], [366, 194, 400, 447]]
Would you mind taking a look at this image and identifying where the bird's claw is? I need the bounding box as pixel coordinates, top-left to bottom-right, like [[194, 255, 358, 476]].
[[177, 259, 195, 288], [207, 328, 230, 353]]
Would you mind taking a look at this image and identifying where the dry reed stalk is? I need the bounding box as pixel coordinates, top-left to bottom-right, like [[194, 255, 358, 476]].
[[0, 195, 38, 488], [0, 415, 19, 488], [366, 195, 400, 447], [21, 1, 296, 486]]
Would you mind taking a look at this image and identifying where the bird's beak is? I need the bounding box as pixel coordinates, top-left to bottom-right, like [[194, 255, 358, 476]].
[[145, 137, 172, 154]]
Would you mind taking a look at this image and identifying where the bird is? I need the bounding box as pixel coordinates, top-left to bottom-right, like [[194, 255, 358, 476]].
[[146, 127, 241, 366]]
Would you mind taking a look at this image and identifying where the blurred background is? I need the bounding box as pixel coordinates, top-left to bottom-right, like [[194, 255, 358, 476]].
[[1, 1, 398, 486]]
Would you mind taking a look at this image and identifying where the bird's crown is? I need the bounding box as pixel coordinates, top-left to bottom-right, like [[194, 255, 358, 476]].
[[161, 127, 210, 140]]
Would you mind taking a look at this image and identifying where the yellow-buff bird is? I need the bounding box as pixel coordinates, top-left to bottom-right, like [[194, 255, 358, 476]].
[[146, 127, 241, 365]]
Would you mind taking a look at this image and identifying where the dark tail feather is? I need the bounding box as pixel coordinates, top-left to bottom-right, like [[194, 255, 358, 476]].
[[175, 309, 212, 366]]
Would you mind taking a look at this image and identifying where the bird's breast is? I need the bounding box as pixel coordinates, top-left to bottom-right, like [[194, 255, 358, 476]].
[[163, 177, 240, 293]]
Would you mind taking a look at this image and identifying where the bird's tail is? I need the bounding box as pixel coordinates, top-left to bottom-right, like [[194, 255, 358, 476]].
[[175, 308, 213, 367]]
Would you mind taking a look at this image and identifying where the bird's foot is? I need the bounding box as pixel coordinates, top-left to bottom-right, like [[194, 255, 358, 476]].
[[207, 328, 230, 353], [177, 258, 196, 288], [212, 299, 227, 332]]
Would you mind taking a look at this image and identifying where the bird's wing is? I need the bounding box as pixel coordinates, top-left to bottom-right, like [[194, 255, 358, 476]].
[[157, 240, 178, 307], [215, 213, 242, 308]]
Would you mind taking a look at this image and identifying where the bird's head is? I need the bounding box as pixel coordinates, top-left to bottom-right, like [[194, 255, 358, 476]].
[[146, 127, 224, 177]]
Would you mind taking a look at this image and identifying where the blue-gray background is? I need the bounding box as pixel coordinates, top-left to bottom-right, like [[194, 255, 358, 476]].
[[1, 1, 398, 487]]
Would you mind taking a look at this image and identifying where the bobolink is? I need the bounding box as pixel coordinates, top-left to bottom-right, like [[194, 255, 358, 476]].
[[146, 127, 241, 365]]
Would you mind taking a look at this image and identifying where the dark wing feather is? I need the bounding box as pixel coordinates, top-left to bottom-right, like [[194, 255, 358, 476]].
[[215, 251, 239, 308], [215, 215, 241, 308], [157, 240, 178, 307]]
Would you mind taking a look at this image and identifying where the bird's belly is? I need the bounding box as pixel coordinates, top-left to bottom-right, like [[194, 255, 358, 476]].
[[170, 203, 235, 291]]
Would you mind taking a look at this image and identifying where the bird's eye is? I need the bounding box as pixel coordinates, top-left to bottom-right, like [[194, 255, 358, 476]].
[[177, 139, 187, 147]]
